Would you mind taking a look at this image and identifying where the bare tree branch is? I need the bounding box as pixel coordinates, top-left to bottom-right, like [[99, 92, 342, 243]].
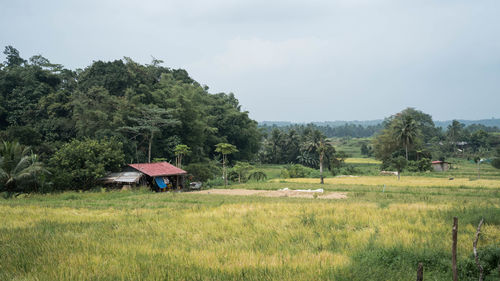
[[473, 218, 485, 281]]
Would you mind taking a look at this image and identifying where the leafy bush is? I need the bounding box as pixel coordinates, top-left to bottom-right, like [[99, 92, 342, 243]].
[[492, 157, 500, 169], [407, 158, 432, 172], [49, 138, 125, 190], [281, 164, 314, 178], [247, 171, 267, 181], [280, 169, 290, 179], [185, 162, 221, 182], [459, 245, 500, 280], [205, 177, 224, 188]]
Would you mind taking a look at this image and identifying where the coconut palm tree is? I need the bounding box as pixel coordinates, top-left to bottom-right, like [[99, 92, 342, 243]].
[[0, 141, 47, 195], [302, 130, 332, 184], [392, 115, 420, 160]]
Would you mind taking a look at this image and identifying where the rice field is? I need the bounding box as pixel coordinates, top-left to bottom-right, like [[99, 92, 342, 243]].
[[275, 176, 500, 189], [344, 158, 381, 164], [1, 178, 499, 281]]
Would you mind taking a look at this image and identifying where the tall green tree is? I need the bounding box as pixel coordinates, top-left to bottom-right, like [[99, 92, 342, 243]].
[[391, 156, 407, 180], [447, 120, 465, 153], [121, 106, 179, 163], [392, 114, 420, 160], [232, 161, 253, 183], [3, 46, 26, 67], [215, 143, 238, 187], [373, 109, 428, 166], [303, 130, 332, 184], [174, 144, 190, 169]]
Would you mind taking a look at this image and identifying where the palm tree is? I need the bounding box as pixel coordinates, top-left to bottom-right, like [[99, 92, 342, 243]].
[[0, 141, 47, 195], [303, 130, 332, 184], [392, 115, 420, 160], [447, 120, 464, 154]]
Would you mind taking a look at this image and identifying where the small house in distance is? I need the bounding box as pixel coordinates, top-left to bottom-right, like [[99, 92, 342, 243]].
[[432, 161, 451, 172]]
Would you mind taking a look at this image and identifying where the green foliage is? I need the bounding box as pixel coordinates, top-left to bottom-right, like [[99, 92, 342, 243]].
[[231, 161, 254, 183], [281, 164, 315, 178], [391, 156, 407, 173], [0, 140, 48, 194], [174, 144, 191, 168], [330, 151, 348, 176], [459, 245, 500, 280], [185, 162, 221, 182], [0, 46, 261, 176], [215, 143, 238, 156], [373, 108, 430, 163], [215, 143, 238, 186], [492, 158, 500, 169], [360, 143, 373, 157], [49, 138, 125, 190], [247, 170, 267, 181], [3, 46, 26, 67], [407, 158, 432, 172]]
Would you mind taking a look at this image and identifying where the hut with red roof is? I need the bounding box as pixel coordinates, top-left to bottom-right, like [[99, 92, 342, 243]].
[[102, 162, 187, 191], [128, 162, 187, 191]]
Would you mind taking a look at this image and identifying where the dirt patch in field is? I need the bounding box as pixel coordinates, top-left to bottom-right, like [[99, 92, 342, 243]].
[[190, 189, 347, 199]]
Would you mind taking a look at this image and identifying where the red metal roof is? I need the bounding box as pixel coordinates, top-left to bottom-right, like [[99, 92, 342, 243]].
[[128, 162, 187, 177]]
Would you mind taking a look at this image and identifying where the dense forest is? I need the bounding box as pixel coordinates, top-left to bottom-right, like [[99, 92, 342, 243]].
[[0, 46, 261, 192]]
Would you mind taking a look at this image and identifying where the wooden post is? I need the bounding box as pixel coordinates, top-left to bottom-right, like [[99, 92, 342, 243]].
[[416, 263, 423, 281], [473, 218, 485, 281], [452, 217, 458, 281]]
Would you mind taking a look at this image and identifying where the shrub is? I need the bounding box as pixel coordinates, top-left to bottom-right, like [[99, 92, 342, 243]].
[[185, 162, 221, 182], [49, 138, 125, 190], [492, 157, 500, 169], [280, 169, 290, 179], [205, 177, 224, 188], [247, 171, 267, 181], [407, 158, 432, 172], [284, 164, 314, 178]]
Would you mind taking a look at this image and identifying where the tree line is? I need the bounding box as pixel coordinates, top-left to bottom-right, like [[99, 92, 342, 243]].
[[260, 123, 383, 138], [260, 107, 500, 175], [0, 46, 261, 194], [373, 108, 500, 171]]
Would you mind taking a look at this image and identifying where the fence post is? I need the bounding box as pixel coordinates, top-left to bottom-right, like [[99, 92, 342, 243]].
[[452, 217, 458, 281], [416, 262, 423, 281]]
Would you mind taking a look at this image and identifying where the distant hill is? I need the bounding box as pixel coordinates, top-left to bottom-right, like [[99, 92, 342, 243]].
[[260, 120, 384, 127], [434, 118, 500, 128], [260, 118, 500, 128]]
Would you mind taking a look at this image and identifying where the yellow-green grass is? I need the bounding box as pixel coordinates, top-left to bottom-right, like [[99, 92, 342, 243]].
[[344, 158, 381, 164], [274, 176, 500, 189], [1, 186, 499, 281]]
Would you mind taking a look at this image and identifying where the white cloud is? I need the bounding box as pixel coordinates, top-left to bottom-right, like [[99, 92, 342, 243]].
[[190, 37, 328, 76]]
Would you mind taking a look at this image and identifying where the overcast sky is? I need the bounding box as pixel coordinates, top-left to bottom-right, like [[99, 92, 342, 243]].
[[1, 0, 499, 122]]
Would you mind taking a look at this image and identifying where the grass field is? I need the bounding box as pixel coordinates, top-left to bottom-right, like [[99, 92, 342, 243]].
[[1, 176, 499, 280]]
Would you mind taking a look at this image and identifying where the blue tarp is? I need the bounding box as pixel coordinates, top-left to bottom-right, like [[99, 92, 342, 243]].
[[155, 177, 167, 189]]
